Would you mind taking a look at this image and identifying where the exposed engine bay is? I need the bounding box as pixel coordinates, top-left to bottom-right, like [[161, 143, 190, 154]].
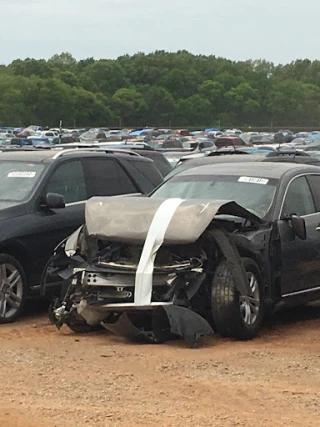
[[42, 197, 279, 347]]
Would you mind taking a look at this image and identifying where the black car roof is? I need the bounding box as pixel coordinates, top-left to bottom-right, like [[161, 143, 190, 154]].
[[180, 154, 264, 166], [0, 149, 151, 163], [0, 150, 56, 162], [178, 161, 320, 180]]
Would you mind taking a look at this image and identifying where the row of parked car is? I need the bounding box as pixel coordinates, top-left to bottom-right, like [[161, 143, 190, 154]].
[[1, 142, 320, 347], [2, 124, 318, 146]]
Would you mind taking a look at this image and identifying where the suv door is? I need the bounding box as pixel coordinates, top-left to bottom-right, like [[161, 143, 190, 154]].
[[279, 175, 320, 295], [30, 159, 88, 280]]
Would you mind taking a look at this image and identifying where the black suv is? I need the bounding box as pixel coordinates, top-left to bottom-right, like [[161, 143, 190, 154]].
[[0, 147, 163, 323], [59, 143, 174, 178]]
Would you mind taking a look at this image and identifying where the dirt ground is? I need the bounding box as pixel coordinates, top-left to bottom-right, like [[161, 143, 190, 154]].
[[1, 303, 320, 427]]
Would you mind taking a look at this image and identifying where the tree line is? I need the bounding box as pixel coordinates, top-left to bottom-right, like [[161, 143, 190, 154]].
[[1, 51, 320, 129]]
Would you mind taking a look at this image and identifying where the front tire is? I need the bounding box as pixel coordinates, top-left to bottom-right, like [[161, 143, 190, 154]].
[[0, 254, 27, 324], [211, 257, 264, 340], [65, 310, 103, 334]]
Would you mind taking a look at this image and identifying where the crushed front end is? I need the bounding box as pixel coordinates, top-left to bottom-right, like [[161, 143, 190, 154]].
[[46, 235, 213, 347], [43, 196, 272, 347]]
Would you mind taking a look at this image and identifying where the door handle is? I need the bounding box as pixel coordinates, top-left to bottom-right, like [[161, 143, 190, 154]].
[[316, 226, 320, 232]]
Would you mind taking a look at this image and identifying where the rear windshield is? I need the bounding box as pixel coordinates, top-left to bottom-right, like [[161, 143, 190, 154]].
[[0, 161, 45, 201]]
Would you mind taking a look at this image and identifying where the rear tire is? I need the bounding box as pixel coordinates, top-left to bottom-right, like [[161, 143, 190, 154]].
[[211, 257, 264, 340], [0, 254, 27, 324]]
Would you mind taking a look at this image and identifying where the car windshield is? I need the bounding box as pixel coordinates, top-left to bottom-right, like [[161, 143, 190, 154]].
[[0, 161, 45, 201], [151, 174, 277, 217]]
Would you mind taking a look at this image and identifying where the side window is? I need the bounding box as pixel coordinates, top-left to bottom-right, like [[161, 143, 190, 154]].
[[46, 160, 87, 204], [282, 176, 315, 217], [84, 158, 138, 197], [122, 159, 163, 193], [307, 175, 320, 212], [142, 154, 172, 178]]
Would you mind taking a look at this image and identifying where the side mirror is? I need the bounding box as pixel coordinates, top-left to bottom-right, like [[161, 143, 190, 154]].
[[45, 192, 65, 209], [290, 215, 307, 240]]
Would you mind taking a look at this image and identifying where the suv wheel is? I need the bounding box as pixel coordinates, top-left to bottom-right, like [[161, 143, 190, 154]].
[[0, 254, 27, 324], [211, 257, 264, 340]]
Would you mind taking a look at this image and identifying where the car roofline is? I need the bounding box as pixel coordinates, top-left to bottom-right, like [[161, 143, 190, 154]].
[[175, 161, 320, 180]]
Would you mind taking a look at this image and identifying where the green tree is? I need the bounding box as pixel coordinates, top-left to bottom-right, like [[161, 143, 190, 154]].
[[81, 60, 130, 95], [139, 85, 175, 126], [10, 58, 55, 79], [2, 50, 320, 128], [225, 82, 261, 124], [48, 52, 77, 70], [112, 88, 148, 126], [177, 95, 212, 126]]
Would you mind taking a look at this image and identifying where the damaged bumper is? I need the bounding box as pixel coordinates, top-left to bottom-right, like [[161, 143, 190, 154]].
[[48, 252, 213, 347], [101, 307, 214, 348]]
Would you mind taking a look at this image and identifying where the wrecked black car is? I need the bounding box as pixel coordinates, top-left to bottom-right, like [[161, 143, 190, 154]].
[[42, 162, 320, 347]]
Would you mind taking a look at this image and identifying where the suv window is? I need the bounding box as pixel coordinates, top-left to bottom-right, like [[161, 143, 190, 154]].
[[122, 159, 163, 193], [46, 160, 87, 204], [307, 175, 320, 211], [84, 158, 138, 197], [138, 152, 172, 177], [282, 176, 315, 217]]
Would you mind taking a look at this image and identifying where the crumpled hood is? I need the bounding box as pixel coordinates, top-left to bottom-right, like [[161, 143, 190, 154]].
[[85, 196, 263, 245]]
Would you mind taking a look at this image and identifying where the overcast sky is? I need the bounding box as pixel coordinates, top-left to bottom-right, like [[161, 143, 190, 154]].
[[1, 0, 318, 64]]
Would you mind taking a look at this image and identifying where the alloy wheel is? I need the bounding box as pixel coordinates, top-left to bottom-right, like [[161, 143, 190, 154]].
[[239, 272, 260, 326], [0, 263, 23, 320]]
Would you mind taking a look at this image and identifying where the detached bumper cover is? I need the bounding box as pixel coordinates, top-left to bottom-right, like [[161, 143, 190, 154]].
[[101, 306, 214, 348]]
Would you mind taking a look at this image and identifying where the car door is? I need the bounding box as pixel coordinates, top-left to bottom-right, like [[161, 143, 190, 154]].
[[279, 175, 320, 296], [29, 159, 88, 276]]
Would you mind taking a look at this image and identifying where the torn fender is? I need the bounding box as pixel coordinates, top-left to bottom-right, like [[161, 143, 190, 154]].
[[85, 196, 264, 245], [208, 228, 250, 296]]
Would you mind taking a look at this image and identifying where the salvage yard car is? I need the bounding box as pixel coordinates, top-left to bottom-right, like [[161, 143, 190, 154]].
[[44, 162, 320, 347], [0, 148, 163, 324]]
